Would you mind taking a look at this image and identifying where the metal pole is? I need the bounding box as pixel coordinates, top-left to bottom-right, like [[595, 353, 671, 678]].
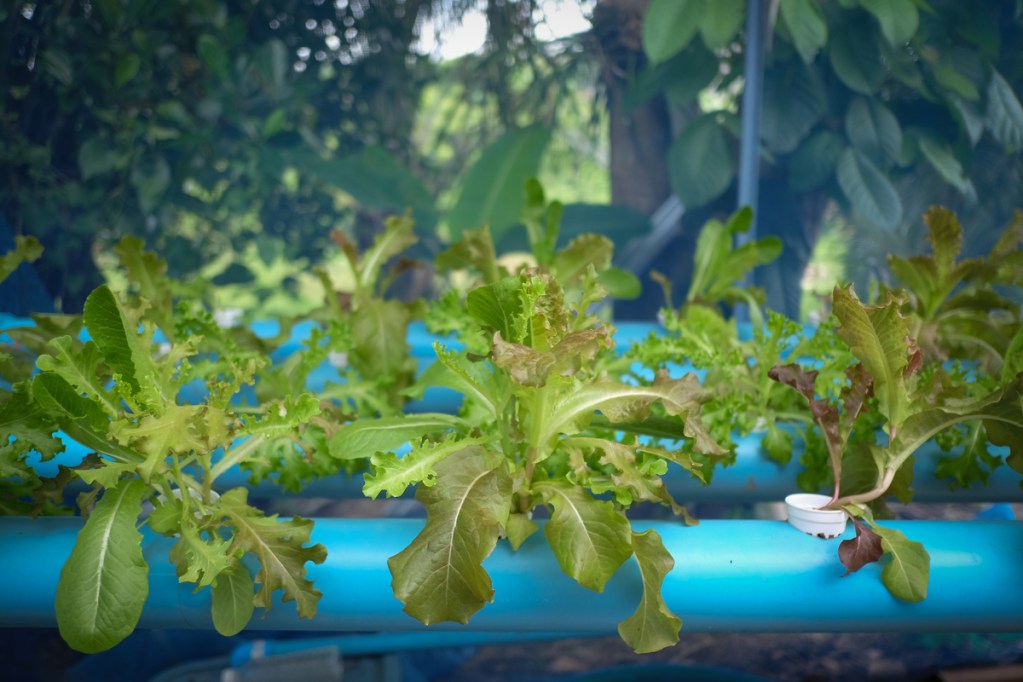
[[736, 0, 767, 322], [738, 0, 766, 242]]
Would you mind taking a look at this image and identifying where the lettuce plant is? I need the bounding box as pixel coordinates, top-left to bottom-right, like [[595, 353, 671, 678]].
[[630, 207, 1023, 604], [334, 210, 725, 653], [0, 239, 362, 653], [770, 284, 1023, 601]]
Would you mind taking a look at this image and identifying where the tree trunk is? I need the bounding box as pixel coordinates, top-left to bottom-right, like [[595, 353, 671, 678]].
[[592, 0, 696, 319], [592, 0, 672, 217]]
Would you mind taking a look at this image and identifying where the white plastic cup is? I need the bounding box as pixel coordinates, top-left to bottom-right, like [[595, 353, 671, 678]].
[[784, 493, 848, 539]]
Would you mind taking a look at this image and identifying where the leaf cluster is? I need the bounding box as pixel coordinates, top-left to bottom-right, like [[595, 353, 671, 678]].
[[338, 215, 726, 653], [632, 205, 1023, 605], [0, 241, 352, 653]]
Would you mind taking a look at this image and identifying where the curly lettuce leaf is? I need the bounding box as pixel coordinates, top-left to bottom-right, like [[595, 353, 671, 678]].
[[217, 488, 326, 618]]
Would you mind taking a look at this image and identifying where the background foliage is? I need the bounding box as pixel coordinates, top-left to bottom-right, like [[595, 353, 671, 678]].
[[2, 0, 1022, 319], [638, 0, 1023, 316]]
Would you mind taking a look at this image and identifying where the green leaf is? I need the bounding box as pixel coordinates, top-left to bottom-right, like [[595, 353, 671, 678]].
[[31, 373, 109, 430], [933, 63, 980, 102], [948, 94, 985, 147], [169, 521, 234, 588], [41, 49, 73, 84], [534, 370, 724, 456], [618, 530, 682, 653], [505, 512, 539, 551], [1002, 325, 1023, 383], [762, 62, 828, 154], [859, 0, 918, 46], [870, 523, 929, 602], [82, 286, 167, 413], [572, 435, 698, 505], [55, 479, 148, 654], [349, 299, 414, 400], [197, 34, 229, 80], [436, 227, 500, 283], [985, 70, 1023, 148], [642, 0, 703, 64], [129, 154, 171, 213], [292, 146, 437, 230], [112, 237, 172, 324], [218, 488, 327, 618], [832, 286, 912, 434], [845, 98, 902, 166], [535, 481, 633, 592], [388, 447, 511, 624], [552, 234, 613, 285], [889, 377, 1023, 477], [0, 388, 64, 468], [78, 137, 121, 180], [836, 148, 902, 228], [36, 338, 119, 416], [788, 132, 845, 192], [330, 413, 464, 461], [598, 267, 642, 300], [74, 461, 133, 490], [916, 133, 972, 195], [699, 0, 744, 50], [829, 28, 884, 94], [779, 0, 827, 64], [410, 346, 500, 419], [211, 562, 256, 637], [447, 125, 550, 241], [352, 213, 417, 294], [115, 54, 141, 86], [111, 405, 205, 482], [625, 45, 718, 110], [0, 234, 42, 285], [667, 114, 736, 208], [256, 38, 289, 90], [687, 207, 781, 306], [466, 276, 523, 342], [364, 436, 485, 499]]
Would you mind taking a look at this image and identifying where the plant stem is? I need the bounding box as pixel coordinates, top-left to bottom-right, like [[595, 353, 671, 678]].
[[519, 446, 538, 513], [832, 467, 896, 507]]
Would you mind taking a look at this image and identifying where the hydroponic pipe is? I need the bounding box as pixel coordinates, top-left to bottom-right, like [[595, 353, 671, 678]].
[[3, 517, 1021, 633]]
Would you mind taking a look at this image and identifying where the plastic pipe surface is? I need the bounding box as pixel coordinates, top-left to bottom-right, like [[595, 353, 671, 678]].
[[2, 517, 1021, 633]]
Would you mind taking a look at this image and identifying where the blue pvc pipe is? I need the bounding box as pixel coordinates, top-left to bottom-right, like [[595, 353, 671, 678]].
[[2, 517, 1021, 633]]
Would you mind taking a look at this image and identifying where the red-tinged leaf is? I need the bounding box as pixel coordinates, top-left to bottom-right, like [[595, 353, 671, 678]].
[[769, 363, 818, 403], [769, 363, 843, 488], [832, 285, 913, 435], [841, 363, 874, 434], [903, 339, 924, 379], [838, 516, 883, 576]]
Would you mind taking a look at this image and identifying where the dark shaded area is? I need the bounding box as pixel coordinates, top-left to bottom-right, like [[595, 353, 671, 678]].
[[0, 212, 53, 314]]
